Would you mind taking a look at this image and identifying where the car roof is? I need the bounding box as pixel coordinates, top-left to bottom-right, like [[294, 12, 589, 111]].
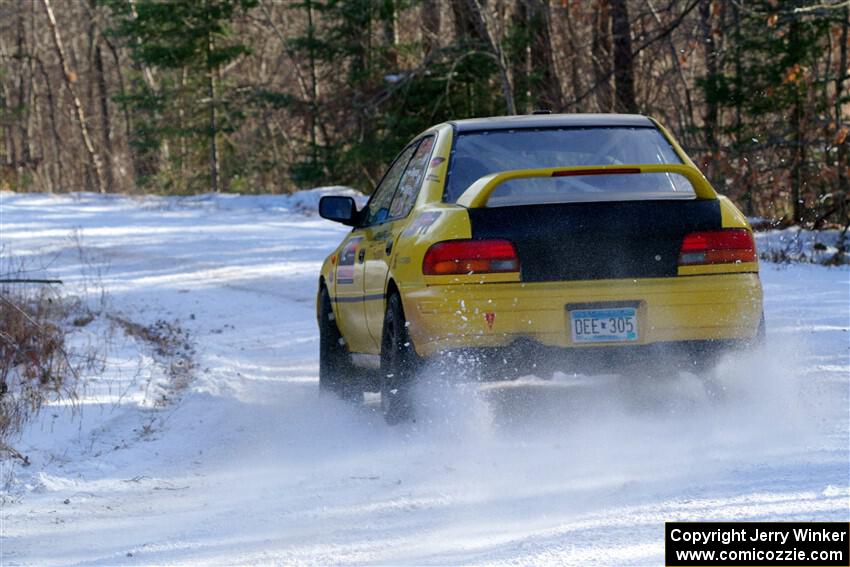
[[447, 113, 655, 132]]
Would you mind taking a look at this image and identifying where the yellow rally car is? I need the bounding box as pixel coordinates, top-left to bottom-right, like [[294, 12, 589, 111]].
[[317, 114, 764, 422]]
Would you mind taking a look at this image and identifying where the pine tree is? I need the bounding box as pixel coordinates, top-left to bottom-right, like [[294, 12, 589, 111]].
[[700, 0, 830, 221], [103, 0, 257, 193]]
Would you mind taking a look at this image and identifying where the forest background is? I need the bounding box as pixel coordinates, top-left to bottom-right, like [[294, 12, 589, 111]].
[[0, 0, 848, 226]]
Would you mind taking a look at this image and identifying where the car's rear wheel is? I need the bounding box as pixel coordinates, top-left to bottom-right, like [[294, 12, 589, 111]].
[[318, 286, 362, 402], [380, 293, 419, 424]]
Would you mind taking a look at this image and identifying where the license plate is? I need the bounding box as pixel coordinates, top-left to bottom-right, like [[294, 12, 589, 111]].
[[570, 307, 638, 343]]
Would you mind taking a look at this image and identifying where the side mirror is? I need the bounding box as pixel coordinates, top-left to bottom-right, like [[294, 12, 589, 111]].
[[319, 196, 358, 226]]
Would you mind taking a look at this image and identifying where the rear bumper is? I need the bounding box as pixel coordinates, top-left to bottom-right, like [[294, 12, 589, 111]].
[[402, 273, 763, 358]]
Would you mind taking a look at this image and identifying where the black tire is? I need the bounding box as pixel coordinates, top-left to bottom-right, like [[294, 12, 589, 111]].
[[318, 286, 362, 402], [380, 293, 419, 424]]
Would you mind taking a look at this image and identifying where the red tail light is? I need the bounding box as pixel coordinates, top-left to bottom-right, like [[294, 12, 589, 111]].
[[423, 239, 520, 276], [679, 229, 756, 265]]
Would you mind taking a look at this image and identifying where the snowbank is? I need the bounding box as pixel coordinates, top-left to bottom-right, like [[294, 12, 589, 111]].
[[3, 190, 847, 268], [754, 227, 847, 265], [0, 185, 368, 217], [175, 185, 368, 214]]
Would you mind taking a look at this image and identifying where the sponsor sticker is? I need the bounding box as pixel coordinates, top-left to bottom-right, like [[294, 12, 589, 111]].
[[336, 237, 363, 285], [402, 211, 441, 237]]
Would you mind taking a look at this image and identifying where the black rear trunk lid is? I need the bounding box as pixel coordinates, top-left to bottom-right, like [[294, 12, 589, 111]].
[[467, 200, 722, 282]]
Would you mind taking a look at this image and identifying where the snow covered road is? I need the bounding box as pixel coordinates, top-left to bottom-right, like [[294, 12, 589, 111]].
[[1, 192, 848, 565]]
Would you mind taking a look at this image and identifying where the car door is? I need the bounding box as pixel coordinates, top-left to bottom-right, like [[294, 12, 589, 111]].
[[363, 136, 435, 346], [352, 142, 420, 352], [332, 233, 373, 353], [333, 147, 412, 354]]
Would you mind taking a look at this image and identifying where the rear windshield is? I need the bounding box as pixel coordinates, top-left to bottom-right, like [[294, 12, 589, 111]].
[[443, 126, 688, 204]]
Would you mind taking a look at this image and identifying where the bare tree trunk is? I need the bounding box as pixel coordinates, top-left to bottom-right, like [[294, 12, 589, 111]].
[[1, 82, 12, 169], [127, 0, 169, 172], [836, 6, 849, 222], [647, 0, 695, 146], [790, 18, 805, 223], [421, 0, 441, 56], [791, 93, 805, 223], [24, 0, 48, 190], [453, 0, 516, 114], [28, 56, 50, 191], [306, 0, 320, 169], [591, 0, 613, 112], [206, 30, 219, 193], [730, 2, 752, 216], [15, 0, 31, 172], [380, 0, 398, 68], [468, 0, 516, 115], [560, 5, 584, 112], [699, 0, 718, 155], [0, 25, 18, 171], [259, 0, 326, 173], [127, 0, 159, 94], [610, 0, 637, 113], [31, 50, 64, 191], [529, 0, 563, 111], [452, 0, 479, 40], [510, 1, 530, 113], [100, 36, 132, 154], [94, 43, 114, 193], [30, 85, 51, 191], [41, 0, 106, 193], [179, 66, 188, 187]]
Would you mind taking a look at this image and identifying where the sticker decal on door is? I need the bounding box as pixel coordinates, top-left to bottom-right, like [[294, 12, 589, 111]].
[[336, 237, 363, 285]]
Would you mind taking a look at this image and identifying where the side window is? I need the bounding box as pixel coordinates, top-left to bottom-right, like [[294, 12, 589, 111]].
[[364, 143, 419, 226], [389, 136, 434, 220]]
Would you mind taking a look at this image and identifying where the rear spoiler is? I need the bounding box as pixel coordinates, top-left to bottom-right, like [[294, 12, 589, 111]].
[[455, 164, 717, 208]]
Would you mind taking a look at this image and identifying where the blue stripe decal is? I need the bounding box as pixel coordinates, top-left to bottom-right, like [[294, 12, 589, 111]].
[[333, 293, 385, 303]]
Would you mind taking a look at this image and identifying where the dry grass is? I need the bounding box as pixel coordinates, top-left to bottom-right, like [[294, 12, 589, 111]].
[[0, 240, 196, 465], [109, 315, 195, 406], [0, 282, 79, 461], [0, 246, 105, 463]]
